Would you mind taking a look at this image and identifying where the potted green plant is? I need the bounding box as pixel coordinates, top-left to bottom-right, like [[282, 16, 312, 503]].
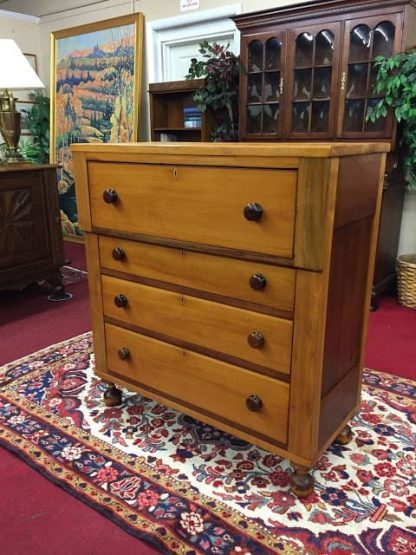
[[367, 49, 416, 189], [19, 91, 50, 164], [368, 50, 416, 308], [186, 41, 239, 141]]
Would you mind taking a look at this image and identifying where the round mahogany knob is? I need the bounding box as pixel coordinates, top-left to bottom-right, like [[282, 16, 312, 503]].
[[118, 347, 130, 360], [247, 331, 265, 349], [112, 247, 126, 261], [103, 188, 118, 204], [244, 203, 263, 221], [249, 273, 267, 290], [114, 294, 128, 308], [246, 394, 263, 412]]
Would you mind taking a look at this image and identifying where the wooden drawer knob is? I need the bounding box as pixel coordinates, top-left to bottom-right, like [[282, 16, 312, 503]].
[[112, 247, 126, 261], [249, 273, 267, 290], [114, 294, 128, 308], [244, 203, 263, 221], [246, 394, 263, 412], [118, 347, 131, 360], [103, 188, 118, 204], [247, 331, 265, 349]]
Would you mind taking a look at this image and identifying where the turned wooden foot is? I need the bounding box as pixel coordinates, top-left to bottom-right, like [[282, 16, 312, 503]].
[[335, 424, 353, 445], [288, 465, 315, 498], [103, 383, 122, 407]]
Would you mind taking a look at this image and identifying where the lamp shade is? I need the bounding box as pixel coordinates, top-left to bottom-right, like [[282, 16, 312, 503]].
[[0, 39, 44, 90]]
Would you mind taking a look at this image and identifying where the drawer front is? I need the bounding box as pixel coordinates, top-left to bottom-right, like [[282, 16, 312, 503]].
[[105, 323, 289, 444], [102, 275, 292, 375], [89, 162, 297, 258], [99, 236, 295, 314]]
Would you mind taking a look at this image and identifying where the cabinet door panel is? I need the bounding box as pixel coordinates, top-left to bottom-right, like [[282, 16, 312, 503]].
[[240, 31, 287, 140], [0, 172, 49, 268], [285, 22, 341, 139], [338, 14, 403, 138]]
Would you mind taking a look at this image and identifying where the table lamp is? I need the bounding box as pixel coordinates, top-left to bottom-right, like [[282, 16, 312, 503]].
[[0, 39, 44, 163]]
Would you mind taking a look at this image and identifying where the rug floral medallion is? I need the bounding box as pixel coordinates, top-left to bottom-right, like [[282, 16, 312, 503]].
[[0, 333, 415, 554]]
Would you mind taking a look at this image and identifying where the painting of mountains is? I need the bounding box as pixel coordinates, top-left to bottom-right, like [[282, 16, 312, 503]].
[[51, 14, 143, 237]]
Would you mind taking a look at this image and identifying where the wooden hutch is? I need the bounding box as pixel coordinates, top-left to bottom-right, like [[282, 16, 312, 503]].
[[233, 0, 416, 306]]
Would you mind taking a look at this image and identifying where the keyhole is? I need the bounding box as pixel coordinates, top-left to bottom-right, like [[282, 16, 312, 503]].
[[173, 168, 178, 178]]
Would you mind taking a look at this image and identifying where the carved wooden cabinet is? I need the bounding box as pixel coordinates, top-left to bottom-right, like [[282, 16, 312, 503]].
[[233, 0, 416, 304], [0, 164, 65, 292], [72, 142, 388, 496]]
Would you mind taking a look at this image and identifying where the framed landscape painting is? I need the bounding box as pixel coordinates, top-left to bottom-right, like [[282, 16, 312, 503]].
[[51, 14, 144, 238]]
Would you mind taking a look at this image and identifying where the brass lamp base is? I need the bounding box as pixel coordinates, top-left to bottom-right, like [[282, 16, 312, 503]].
[[1, 149, 25, 164], [0, 105, 24, 164]]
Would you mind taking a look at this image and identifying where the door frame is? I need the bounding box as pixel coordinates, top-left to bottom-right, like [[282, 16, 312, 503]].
[[146, 4, 242, 83]]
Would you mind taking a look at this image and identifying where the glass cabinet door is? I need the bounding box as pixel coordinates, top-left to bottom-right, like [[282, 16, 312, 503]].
[[339, 14, 401, 138], [286, 23, 341, 138], [240, 32, 286, 139]]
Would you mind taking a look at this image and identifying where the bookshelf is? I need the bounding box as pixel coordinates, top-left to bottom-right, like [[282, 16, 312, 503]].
[[149, 79, 212, 141]]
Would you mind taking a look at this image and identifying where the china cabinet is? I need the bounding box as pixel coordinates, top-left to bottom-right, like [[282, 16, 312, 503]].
[[233, 0, 416, 304], [233, 0, 415, 140]]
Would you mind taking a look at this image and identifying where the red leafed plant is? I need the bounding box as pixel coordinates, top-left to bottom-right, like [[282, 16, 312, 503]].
[[186, 41, 240, 141]]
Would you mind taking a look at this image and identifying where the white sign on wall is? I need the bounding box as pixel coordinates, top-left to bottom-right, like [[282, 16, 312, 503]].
[[180, 0, 199, 11]]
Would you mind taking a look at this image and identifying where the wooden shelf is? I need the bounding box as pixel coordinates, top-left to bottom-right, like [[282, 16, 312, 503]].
[[154, 127, 202, 132], [149, 79, 212, 142]]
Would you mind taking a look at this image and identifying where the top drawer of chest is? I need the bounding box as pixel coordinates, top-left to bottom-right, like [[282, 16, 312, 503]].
[[88, 162, 297, 258]]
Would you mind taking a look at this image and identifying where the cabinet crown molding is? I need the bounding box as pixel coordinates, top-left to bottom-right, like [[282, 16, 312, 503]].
[[232, 0, 415, 28]]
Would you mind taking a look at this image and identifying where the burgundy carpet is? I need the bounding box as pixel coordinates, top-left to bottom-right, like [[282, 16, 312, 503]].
[[0, 241, 415, 554], [365, 295, 416, 380], [0, 243, 90, 367]]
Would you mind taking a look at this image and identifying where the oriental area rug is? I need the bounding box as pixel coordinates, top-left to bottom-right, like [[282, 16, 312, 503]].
[[0, 333, 415, 555]]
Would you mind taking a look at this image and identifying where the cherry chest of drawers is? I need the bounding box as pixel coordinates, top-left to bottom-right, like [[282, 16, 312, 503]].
[[72, 142, 388, 496]]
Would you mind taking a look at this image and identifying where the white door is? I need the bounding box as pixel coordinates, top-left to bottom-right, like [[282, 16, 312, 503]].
[[163, 35, 237, 81], [147, 4, 241, 83]]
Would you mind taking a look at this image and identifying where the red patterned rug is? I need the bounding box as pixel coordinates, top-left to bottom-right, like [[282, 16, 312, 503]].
[[0, 333, 415, 554]]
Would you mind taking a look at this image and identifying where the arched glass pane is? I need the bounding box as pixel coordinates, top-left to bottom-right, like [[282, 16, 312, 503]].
[[311, 101, 329, 132], [265, 38, 281, 70], [247, 105, 262, 133], [248, 40, 263, 72], [248, 74, 262, 102], [365, 99, 386, 131], [295, 32, 314, 67], [347, 63, 368, 97], [293, 69, 312, 100], [265, 72, 280, 101], [315, 30, 334, 65], [373, 21, 395, 58], [292, 102, 310, 132], [344, 99, 365, 132], [313, 67, 332, 99], [349, 25, 371, 62], [263, 104, 279, 132]]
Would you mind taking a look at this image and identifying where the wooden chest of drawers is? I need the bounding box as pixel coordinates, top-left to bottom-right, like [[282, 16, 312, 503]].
[[72, 142, 388, 496]]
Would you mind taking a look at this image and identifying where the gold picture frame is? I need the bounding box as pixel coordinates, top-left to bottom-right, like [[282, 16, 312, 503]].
[[23, 52, 38, 73], [50, 13, 144, 237]]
